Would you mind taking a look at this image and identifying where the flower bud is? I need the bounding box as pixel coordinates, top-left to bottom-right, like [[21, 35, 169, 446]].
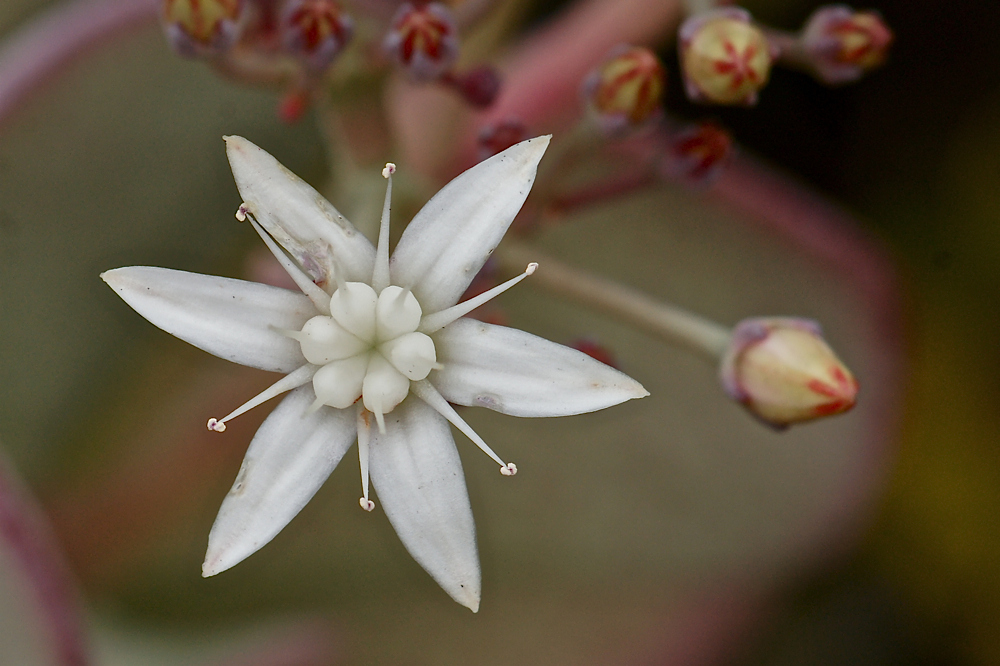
[[661, 121, 733, 183], [582, 46, 666, 130], [679, 8, 773, 106], [719, 318, 858, 428], [382, 2, 459, 82], [280, 0, 354, 71], [801, 5, 893, 84], [161, 0, 245, 57]]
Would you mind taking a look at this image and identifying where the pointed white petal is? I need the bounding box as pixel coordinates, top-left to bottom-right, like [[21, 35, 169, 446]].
[[102, 267, 313, 373], [369, 399, 481, 611], [432, 318, 648, 417], [203, 386, 356, 576], [389, 136, 550, 312], [225, 136, 375, 286]]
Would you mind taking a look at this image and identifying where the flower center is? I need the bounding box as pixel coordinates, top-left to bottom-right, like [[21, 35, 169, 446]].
[[295, 281, 437, 431]]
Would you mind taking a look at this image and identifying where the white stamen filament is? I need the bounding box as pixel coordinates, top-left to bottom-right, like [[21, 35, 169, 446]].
[[410, 380, 516, 475], [357, 407, 375, 511], [419, 263, 538, 334], [372, 163, 395, 293], [207, 365, 314, 432], [246, 215, 331, 314]]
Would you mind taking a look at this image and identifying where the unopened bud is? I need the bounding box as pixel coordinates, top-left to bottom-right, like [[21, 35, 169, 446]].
[[719, 317, 858, 428], [679, 8, 773, 105], [382, 2, 459, 82], [801, 5, 892, 84], [280, 0, 354, 71], [583, 46, 666, 130], [661, 121, 733, 183], [162, 0, 244, 57]]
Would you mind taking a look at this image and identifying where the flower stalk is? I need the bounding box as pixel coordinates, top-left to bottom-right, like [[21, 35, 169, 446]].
[[496, 240, 731, 361]]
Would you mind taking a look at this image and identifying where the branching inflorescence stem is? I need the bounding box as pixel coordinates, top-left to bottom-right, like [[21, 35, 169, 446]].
[[496, 240, 731, 361]]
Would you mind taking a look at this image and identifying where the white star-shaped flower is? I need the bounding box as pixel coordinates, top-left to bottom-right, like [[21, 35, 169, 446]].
[[102, 135, 647, 611]]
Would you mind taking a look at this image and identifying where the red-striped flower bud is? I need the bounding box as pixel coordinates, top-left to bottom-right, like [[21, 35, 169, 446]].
[[382, 2, 459, 81], [162, 0, 244, 57], [802, 5, 893, 84], [583, 46, 666, 131], [661, 121, 734, 183], [720, 317, 858, 428], [280, 0, 354, 71], [679, 8, 773, 106]]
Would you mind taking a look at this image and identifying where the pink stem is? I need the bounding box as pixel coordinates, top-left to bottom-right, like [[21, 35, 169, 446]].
[[546, 168, 656, 216], [0, 452, 90, 666], [0, 0, 159, 127]]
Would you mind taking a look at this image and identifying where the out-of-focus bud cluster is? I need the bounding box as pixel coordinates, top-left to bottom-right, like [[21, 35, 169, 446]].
[[679, 8, 773, 106], [675, 4, 891, 105], [162, 0, 245, 57], [280, 0, 353, 71], [801, 5, 893, 84], [382, 2, 459, 82], [583, 46, 666, 131], [719, 318, 858, 428], [158, 0, 504, 120]]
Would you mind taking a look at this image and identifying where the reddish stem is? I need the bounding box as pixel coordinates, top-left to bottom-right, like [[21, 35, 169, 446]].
[[0, 452, 90, 666], [0, 0, 158, 127], [546, 168, 657, 217]]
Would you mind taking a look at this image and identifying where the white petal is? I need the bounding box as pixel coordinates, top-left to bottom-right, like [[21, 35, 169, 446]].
[[369, 398, 481, 611], [203, 386, 356, 576], [432, 318, 648, 417], [225, 136, 375, 286], [389, 136, 550, 312], [102, 267, 312, 373]]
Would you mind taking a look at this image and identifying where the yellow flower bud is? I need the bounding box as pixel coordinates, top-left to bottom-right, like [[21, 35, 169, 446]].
[[679, 9, 773, 106], [583, 46, 666, 130], [802, 6, 893, 85], [720, 318, 858, 428], [162, 0, 244, 56]]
